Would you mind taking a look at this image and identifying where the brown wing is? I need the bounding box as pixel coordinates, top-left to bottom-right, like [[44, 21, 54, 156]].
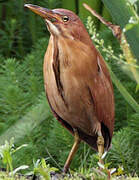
[[89, 54, 115, 140]]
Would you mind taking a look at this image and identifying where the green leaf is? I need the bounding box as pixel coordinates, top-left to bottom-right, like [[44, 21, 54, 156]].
[[34, 167, 51, 180], [124, 23, 137, 32], [12, 144, 28, 154], [135, 84, 139, 92], [10, 165, 29, 175], [128, 0, 138, 5], [107, 64, 139, 113], [41, 158, 47, 169], [101, 0, 139, 64]]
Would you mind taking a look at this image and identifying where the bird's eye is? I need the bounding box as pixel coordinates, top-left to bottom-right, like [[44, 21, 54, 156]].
[[62, 16, 69, 22]]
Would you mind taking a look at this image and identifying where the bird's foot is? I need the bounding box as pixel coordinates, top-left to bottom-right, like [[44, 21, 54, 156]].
[[97, 135, 104, 164], [62, 167, 70, 174]]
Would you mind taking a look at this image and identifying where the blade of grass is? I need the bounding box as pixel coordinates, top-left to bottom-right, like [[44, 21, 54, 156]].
[[107, 64, 139, 113]]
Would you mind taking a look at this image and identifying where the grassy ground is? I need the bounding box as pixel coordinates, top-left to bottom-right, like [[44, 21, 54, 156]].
[[0, 170, 139, 180]]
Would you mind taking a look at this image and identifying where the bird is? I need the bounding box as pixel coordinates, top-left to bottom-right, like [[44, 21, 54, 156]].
[[24, 4, 115, 173]]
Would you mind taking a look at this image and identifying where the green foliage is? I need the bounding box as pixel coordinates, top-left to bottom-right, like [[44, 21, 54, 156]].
[[0, 138, 28, 174], [106, 128, 134, 174], [0, 38, 48, 134], [0, 0, 61, 58], [33, 158, 58, 180], [0, 138, 14, 172], [108, 67, 139, 113], [101, 0, 139, 63], [0, 0, 111, 59], [0, 38, 54, 169], [79, 0, 101, 26], [0, 139, 138, 179], [106, 114, 139, 175], [46, 120, 83, 167], [62, 0, 76, 12], [46, 119, 77, 168], [46, 119, 97, 172], [128, 113, 139, 174]]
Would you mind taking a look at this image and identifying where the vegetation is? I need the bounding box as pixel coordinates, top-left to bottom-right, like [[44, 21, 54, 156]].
[[0, 0, 139, 179]]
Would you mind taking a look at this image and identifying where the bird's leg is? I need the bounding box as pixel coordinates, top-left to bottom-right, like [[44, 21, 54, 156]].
[[97, 135, 104, 164], [63, 129, 81, 173]]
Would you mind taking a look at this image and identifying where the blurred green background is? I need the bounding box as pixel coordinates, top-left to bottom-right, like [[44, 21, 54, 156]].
[[0, 0, 112, 59], [0, 0, 139, 177]]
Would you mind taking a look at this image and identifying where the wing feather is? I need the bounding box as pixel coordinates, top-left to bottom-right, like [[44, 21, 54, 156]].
[[89, 55, 115, 139]]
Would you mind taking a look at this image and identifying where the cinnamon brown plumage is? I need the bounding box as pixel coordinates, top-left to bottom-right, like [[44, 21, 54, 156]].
[[25, 4, 115, 172]]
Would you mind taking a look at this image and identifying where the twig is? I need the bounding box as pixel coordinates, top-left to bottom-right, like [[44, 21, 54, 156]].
[[83, 3, 122, 41], [83, 3, 139, 86]]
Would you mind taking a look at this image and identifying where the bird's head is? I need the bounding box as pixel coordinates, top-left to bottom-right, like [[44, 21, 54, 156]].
[[24, 4, 91, 44]]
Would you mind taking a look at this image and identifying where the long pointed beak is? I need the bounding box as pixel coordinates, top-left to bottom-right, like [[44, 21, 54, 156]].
[[24, 4, 58, 21]]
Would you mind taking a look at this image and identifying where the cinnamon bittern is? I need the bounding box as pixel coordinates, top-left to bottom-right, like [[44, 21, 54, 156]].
[[25, 4, 115, 173]]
